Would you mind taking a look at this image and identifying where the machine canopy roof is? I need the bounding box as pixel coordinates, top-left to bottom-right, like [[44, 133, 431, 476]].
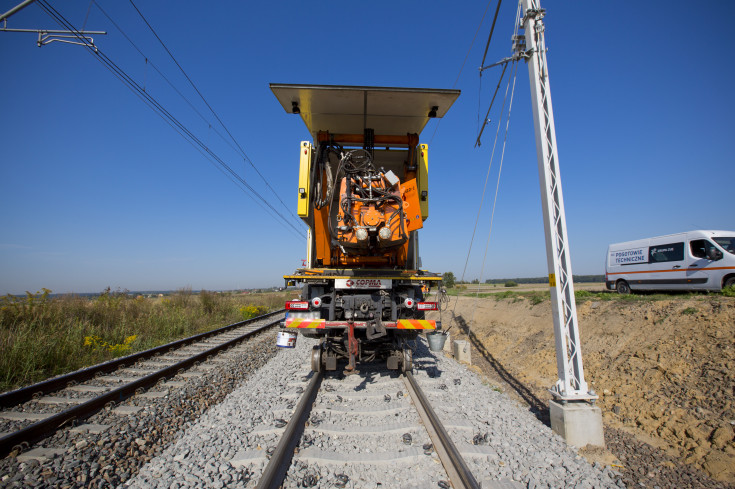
[[270, 83, 460, 140]]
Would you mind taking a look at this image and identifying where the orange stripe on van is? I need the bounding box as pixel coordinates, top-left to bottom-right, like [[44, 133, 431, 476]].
[[607, 266, 735, 276]]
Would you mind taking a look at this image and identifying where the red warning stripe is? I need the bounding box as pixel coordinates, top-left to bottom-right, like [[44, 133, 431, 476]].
[[285, 318, 436, 329], [396, 319, 436, 330], [285, 318, 326, 329]]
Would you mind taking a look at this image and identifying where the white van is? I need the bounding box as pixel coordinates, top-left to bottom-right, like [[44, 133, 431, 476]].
[[605, 230, 735, 294]]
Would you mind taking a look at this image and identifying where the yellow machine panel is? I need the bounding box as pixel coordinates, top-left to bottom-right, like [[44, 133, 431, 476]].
[[418, 144, 429, 220], [297, 141, 312, 218]]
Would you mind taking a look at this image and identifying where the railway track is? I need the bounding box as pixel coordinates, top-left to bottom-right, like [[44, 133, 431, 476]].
[[0, 310, 284, 459], [245, 357, 481, 489], [116, 334, 622, 489]]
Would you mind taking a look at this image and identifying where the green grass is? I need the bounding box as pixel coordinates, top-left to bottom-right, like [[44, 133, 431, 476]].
[[0, 288, 288, 392], [446, 288, 549, 305]]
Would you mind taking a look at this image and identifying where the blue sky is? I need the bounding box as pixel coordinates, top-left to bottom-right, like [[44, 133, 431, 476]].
[[1, 1, 733, 294]]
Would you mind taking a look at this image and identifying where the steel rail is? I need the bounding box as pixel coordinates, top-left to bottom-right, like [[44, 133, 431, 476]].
[[404, 371, 481, 489], [0, 316, 282, 458], [255, 370, 323, 489], [0, 309, 284, 408]]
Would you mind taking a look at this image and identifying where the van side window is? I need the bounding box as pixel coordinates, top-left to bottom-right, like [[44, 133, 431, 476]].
[[648, 242, 684, 263], [690, 240, 708, 259], [713, 237, 735, 255], [690, 239, 721, 260]]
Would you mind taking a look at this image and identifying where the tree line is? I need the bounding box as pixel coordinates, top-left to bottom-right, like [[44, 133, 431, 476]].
[[441, 272, 604, 288]]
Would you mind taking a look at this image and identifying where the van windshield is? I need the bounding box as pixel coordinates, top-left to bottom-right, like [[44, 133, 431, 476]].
[[713, 237, 735, 255]]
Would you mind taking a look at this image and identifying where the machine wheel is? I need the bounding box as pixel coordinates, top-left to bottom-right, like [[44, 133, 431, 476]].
[[616, 280, 631, 295], [311, 345, 323, 373], [724, 277, 735, 290], [401, 348, 413, 373]]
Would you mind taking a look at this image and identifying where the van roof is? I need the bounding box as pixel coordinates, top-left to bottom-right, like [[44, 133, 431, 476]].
[[608, 230, 735, 248]]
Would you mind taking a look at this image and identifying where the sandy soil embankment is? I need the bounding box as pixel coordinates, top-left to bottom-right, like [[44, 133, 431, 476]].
[[428, 293, 735, 487]]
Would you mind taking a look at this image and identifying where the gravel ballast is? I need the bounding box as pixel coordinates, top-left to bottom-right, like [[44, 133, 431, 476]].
[[0, 318, 280, 488], [123, 335, 624, 489]]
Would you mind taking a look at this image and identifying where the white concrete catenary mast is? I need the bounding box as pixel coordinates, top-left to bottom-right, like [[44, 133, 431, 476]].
[[518, 0, 592, 402], [517, 0, 605, 447]]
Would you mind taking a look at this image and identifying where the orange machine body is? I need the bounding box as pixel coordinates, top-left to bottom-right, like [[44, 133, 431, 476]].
[[330, 175, 423, 267]]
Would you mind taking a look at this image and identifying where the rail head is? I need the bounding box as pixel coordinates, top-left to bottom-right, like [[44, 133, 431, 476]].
[[0, 316, 283, 458], [404, 371, 481, 489], [256, 370, 323, 489]]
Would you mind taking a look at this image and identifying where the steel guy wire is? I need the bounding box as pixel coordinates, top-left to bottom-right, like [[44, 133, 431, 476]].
[[470, 60, 519, 329], [429, 0, 494, 146], [93, 0, 276, 210], [448, 48, 516, 333], [126, 0, 305, 230], [475, 62, 508, 147], [36, 0, 305, 240], [479, 0, 504, 70], [81, 0, 93, 31], [92, 2, 236, 151]]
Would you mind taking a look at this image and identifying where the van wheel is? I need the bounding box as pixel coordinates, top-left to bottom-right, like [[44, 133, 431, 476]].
[[616, 280, 631, 295], [724, 277, 735, 289]]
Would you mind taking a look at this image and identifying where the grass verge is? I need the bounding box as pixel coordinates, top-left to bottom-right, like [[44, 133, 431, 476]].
[[0, 288, 289, 393]]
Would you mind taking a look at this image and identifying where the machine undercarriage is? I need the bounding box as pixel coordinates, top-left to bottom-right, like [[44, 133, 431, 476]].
[[292, 282, 425, 374]]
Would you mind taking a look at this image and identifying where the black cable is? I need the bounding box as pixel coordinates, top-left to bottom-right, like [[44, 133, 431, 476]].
[[93, 1, 236, 154], [480, 0, 503, 70], [475, 61, 509, 147], [127, 0, 303, 229], [81, 0, 93, 31], [37, 0, 305, 239], [429, 0, 495, 146]]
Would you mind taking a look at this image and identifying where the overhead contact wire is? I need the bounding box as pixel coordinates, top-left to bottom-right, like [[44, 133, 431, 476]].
[[37, 0, 304, 239], [479, 0, 504, 70], [470, 60, 518, 328], [448, 53, 516, 333], [429, 0, 495, 145], [127, 0, 304, 229], [92, 2, 235, 151]]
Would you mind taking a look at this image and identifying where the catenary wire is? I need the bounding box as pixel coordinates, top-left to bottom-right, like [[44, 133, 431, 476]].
[[447, 54, 516, 333], [36, 0, 305, 239], [475, 62, 508, 147], [93, 0, 279, 211], [479, 0, 504, 70], [447, 0, 521, 331], [429, 0, 495, 146], [126, 0, 304, 229], [470, 60, 518, 328], [92, 1, 241, 158], [81, 0, 93, 31]]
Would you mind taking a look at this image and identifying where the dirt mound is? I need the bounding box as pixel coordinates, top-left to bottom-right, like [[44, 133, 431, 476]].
[[430, 294, 735, 486]]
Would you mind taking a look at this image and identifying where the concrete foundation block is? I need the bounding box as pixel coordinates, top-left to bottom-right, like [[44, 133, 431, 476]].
[[549, 400, 605, 448], [453, 340, 471, 365]]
